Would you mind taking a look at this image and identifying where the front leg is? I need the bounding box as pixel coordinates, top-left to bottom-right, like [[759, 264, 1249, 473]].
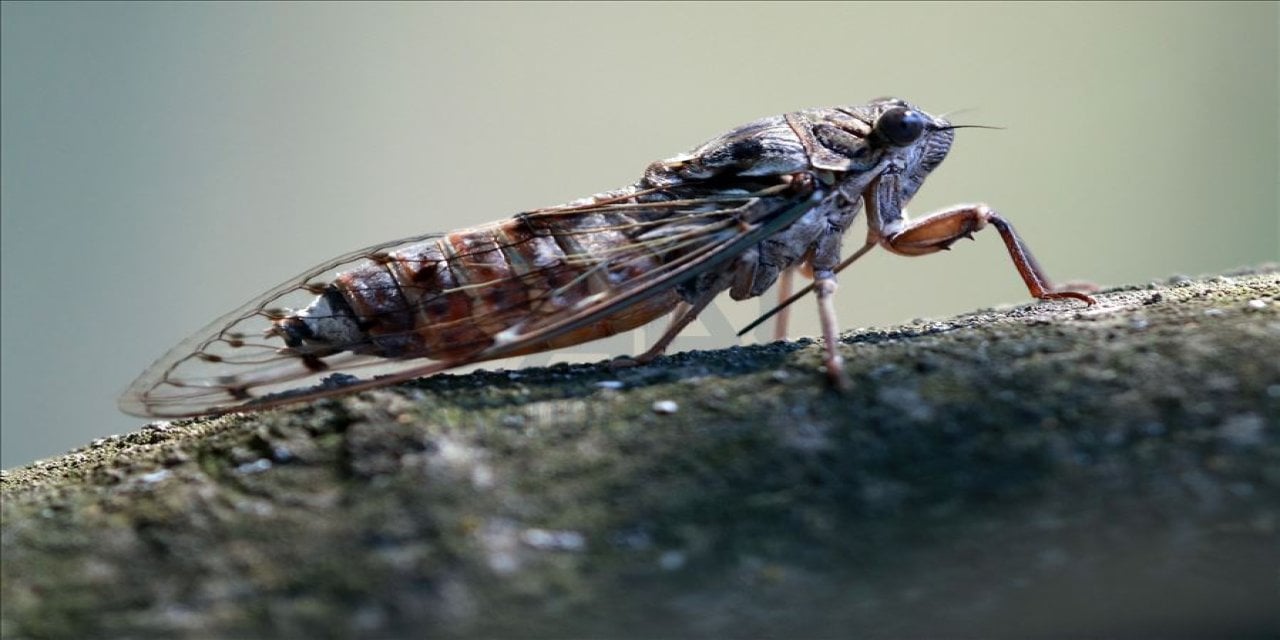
[[883, 204, 1097, 304]]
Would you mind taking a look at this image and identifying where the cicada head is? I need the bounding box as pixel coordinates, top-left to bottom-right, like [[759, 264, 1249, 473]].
[[856, 97, 956, 204]]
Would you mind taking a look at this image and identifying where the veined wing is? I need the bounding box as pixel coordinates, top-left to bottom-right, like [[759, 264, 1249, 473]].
[[119, 181, 824, 418]]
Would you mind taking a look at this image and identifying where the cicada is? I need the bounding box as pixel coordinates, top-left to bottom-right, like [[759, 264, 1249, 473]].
[[119, 97, 1095, 418]]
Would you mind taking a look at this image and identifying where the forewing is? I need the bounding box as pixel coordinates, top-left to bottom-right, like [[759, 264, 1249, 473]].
[[119, 183, 822, 418], [119, 231, 451, 418]]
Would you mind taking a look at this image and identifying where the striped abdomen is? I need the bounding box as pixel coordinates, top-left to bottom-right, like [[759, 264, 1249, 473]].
[[277, 210, 680, 362]]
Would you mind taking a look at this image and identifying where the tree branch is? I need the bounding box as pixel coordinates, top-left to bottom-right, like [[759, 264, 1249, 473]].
[[3, 266, 1278, 638]]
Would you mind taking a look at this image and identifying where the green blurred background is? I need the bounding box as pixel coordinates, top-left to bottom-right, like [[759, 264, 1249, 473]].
[[2, 2, 1276, 468]]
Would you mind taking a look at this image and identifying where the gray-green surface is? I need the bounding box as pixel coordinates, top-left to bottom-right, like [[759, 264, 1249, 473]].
[[3, 2, 1278, 468], [2, 268, 1277, 638]]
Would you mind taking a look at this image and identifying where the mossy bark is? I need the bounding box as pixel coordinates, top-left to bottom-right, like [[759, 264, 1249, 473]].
[[3, 267, 1278, 639]]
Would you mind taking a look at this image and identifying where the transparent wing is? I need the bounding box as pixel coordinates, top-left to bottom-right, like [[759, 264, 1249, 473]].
[[120, 182, 823, 418]]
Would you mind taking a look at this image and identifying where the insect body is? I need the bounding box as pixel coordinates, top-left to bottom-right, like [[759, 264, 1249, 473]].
[[120, 98, 1095, 418]]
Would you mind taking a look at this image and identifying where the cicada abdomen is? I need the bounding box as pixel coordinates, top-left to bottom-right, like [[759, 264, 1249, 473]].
[[270, 209, 682, 366]]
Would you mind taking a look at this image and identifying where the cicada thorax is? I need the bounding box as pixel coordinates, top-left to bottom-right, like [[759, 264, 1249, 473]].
[[273, 205, 683, 364]]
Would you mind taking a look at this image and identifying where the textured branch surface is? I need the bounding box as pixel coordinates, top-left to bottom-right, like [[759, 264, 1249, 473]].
[[3, 267, 1278, 639]]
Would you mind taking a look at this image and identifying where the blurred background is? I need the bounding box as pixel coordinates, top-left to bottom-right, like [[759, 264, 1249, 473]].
[[3, 2, 1276, 468]]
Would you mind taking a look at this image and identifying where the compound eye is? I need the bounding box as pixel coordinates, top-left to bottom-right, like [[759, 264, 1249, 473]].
[[874, 107, 927, 147]]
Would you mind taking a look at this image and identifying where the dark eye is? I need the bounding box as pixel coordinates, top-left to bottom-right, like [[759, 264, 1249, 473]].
[[873, 107, 926, 147]]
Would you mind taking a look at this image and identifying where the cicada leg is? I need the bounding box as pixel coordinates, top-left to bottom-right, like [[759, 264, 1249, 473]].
[[773, 267, 795, 341], [812, 268, 849, 390], [882, 203, 1097, 304], [630, 275, 731, 364]]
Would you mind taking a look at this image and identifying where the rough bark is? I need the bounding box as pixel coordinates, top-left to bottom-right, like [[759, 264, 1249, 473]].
[[3, 267, 1278, 639]]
